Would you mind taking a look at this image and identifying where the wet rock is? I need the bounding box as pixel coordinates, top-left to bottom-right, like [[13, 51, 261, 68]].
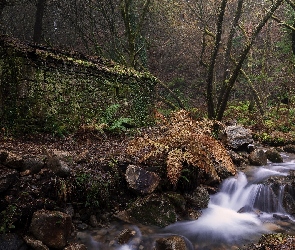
[[238, 205, 255, 213], [64, 243, 87, 250], [184, 186, 210, 210], [214, 160, 237, 180], [23, 235, 49, 250], [0, 166, 18, 193], [125, 165, 160, 194], [273, 214, 289, 221], [154, 235, 188, 250], [265, 149, 283, 163], [264, 176, 295, 215], [283, 144, 295, 153], [282, 184, 295, 215], [117, 228, 136, 244], [229, 150, 249, 167], [222, 125, 253, 150], [30, 209, 74, 249], [165, 192, 186, 212], [0, 233, 28, 250], [249, 149, 267, 166], [45, 156, 71, 177], [116, 194, 177, 227]]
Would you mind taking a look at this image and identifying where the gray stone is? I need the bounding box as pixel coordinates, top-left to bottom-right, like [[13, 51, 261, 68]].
[[89, 215, 99, 227], [125, 165, 160, 194], [222, 125, 253, 149], [249, 149, 267, 166]]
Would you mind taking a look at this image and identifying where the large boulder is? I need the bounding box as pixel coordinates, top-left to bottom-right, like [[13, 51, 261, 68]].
[[125, 165, 160, 194], [222, 125, 253, 150], [265, 149, 283, 163], [249, 149, 267, 166], [30, 210, 74, 249], [116, 194, 177, 227]]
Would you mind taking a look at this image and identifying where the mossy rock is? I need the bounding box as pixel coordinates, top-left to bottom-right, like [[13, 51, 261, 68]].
[[258, 233, 295, 249], [243, 233, 295, 249], [265, 149, 283, 163], [126, 194, 177, 227]]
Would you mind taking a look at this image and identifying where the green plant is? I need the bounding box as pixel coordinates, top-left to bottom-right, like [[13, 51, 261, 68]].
[[75, 171, 115, 209], [100, 104, 134, 133], [0, 205, 18, 234]]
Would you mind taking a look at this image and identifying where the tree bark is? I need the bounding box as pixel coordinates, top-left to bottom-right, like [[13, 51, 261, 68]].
[[33, 0, 46, 43], [215, 0, 283, 121], [206, 0, 228, 119]]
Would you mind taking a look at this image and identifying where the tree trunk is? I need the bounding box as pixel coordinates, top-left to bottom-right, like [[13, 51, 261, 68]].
[[215, 0, 283, 121], [33, 0, 46, 43], [206, 0, 228, 119]]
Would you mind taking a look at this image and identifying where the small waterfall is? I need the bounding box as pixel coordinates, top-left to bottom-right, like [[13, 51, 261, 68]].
[[78, 155, 295, 250], [164, 160, 295, 248]]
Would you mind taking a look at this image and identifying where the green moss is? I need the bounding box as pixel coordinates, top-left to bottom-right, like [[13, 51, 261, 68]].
[[0, 42, 157, 135], [127, 194, 177, 227]]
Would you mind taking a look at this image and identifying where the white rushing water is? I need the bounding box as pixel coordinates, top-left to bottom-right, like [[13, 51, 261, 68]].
[[164, 157, 295, 248]]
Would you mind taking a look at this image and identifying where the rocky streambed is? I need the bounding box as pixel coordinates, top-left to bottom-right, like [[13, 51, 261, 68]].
[[1, 124, 295, 249]]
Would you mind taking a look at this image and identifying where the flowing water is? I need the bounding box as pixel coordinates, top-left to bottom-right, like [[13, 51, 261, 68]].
[[78, 153, 295, 249]]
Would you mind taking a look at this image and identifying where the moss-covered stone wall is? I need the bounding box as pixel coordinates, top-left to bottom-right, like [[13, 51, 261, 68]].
[[0, 36, 157, 134]]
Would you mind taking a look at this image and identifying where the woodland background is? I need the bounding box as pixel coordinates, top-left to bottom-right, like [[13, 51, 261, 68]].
[[1, 0, 295, 131]]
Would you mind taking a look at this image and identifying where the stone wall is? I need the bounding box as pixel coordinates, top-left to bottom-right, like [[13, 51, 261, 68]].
[[0, 35, 156, 134]]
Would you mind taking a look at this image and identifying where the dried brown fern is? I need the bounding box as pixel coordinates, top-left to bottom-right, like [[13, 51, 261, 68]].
[[127, 110, 236, 186]]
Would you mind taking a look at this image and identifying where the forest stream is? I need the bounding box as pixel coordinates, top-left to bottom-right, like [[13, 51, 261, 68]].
[[77, 152, 295, 250]]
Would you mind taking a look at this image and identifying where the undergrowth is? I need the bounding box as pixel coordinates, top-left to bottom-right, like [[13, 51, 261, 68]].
[[127, 110, 236, 187]]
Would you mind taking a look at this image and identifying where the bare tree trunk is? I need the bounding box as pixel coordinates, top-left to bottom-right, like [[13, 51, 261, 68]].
[[206, 0, 227, 119], [217, 0, 244, 115], [216, 0, 283, 121], [33, 0, 46, 43]]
